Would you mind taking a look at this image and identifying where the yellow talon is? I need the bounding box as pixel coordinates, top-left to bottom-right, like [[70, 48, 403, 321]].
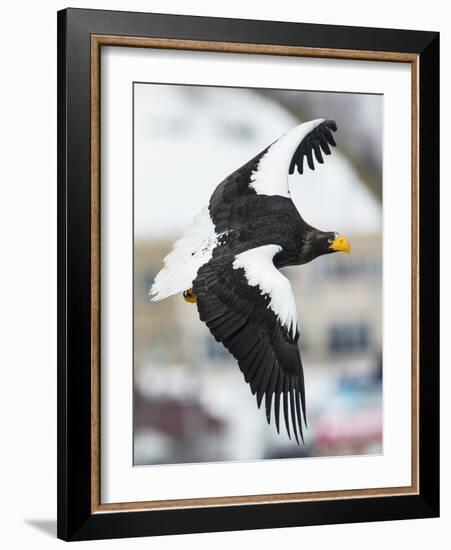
[[183, 288, 197, 303]]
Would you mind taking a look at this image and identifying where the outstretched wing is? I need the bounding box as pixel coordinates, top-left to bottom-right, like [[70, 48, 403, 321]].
[[193, 244, 307, 443], [209, 119, 337, 233], [288, 119, 337, 175]]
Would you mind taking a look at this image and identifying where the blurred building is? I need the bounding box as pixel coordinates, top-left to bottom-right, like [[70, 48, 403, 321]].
[[133, 232, 382, 465], [290, 232, 382, 364]]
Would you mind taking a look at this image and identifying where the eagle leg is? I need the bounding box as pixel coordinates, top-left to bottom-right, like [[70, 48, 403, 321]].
[[183, 288, 197, 304]]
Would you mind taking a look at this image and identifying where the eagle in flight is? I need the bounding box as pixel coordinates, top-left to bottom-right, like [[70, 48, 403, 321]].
[[150, 119, 350, 444]]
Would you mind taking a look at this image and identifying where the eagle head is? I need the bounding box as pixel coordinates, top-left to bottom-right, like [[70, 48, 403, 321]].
[[301, 230, 351, 262]]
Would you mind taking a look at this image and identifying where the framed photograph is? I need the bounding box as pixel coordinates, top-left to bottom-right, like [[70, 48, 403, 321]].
[[57, 8, 439, 541]]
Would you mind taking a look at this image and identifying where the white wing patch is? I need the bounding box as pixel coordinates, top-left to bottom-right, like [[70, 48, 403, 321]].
[[150, 207, 225, 301], [233, 245, 299, 338], [249, 119, 324, 197]]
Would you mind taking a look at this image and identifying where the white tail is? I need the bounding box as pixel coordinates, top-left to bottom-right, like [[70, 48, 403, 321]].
[[149, 207, 219, 301]]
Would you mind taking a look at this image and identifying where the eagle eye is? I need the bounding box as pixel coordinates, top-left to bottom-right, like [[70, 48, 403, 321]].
[[328, 232, 339, 244]]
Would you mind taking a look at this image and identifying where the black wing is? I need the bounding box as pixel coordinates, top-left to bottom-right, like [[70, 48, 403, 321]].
[[193, 246, 307, 444], [210, 119, 337, 233], [288, 119, 337, 175]]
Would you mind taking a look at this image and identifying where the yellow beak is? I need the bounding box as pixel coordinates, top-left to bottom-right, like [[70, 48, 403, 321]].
[[329, 234, 351, 254]]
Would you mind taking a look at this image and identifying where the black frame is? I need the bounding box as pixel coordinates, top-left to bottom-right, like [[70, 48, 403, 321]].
[[57, 7, 439, 541]]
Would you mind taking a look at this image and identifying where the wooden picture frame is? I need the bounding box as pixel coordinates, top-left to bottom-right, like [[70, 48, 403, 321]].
[[57, 7, 439, 541]]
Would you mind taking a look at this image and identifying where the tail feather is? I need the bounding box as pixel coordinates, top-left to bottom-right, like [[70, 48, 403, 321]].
[[149, 206, 218, 301]]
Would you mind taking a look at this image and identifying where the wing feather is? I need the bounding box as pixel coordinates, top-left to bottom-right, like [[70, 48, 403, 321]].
[[209, 119, 338, 233], [193, 245, 307, 443]]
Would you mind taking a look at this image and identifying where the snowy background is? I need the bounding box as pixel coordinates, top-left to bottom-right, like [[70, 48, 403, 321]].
[[133, 83, 383, 465]]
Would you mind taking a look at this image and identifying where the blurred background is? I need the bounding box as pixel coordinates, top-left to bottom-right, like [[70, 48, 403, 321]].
[[133, 83, 383, 465]]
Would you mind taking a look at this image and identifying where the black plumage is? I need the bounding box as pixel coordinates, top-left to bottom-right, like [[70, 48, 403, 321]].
[[193, 246, 307, 442], [289, 119, 337, 175], [152, 118, 349, 444], [194, 120, 341, 442]]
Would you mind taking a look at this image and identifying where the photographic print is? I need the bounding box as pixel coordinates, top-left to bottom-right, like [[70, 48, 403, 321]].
[[133, 83, 383, 466]]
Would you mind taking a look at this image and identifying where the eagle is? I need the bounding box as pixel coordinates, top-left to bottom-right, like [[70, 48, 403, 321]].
[[150, 119, 350, 444]]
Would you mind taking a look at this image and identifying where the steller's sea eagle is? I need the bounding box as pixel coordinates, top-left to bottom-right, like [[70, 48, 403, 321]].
[[150, 119, 350, 444]]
